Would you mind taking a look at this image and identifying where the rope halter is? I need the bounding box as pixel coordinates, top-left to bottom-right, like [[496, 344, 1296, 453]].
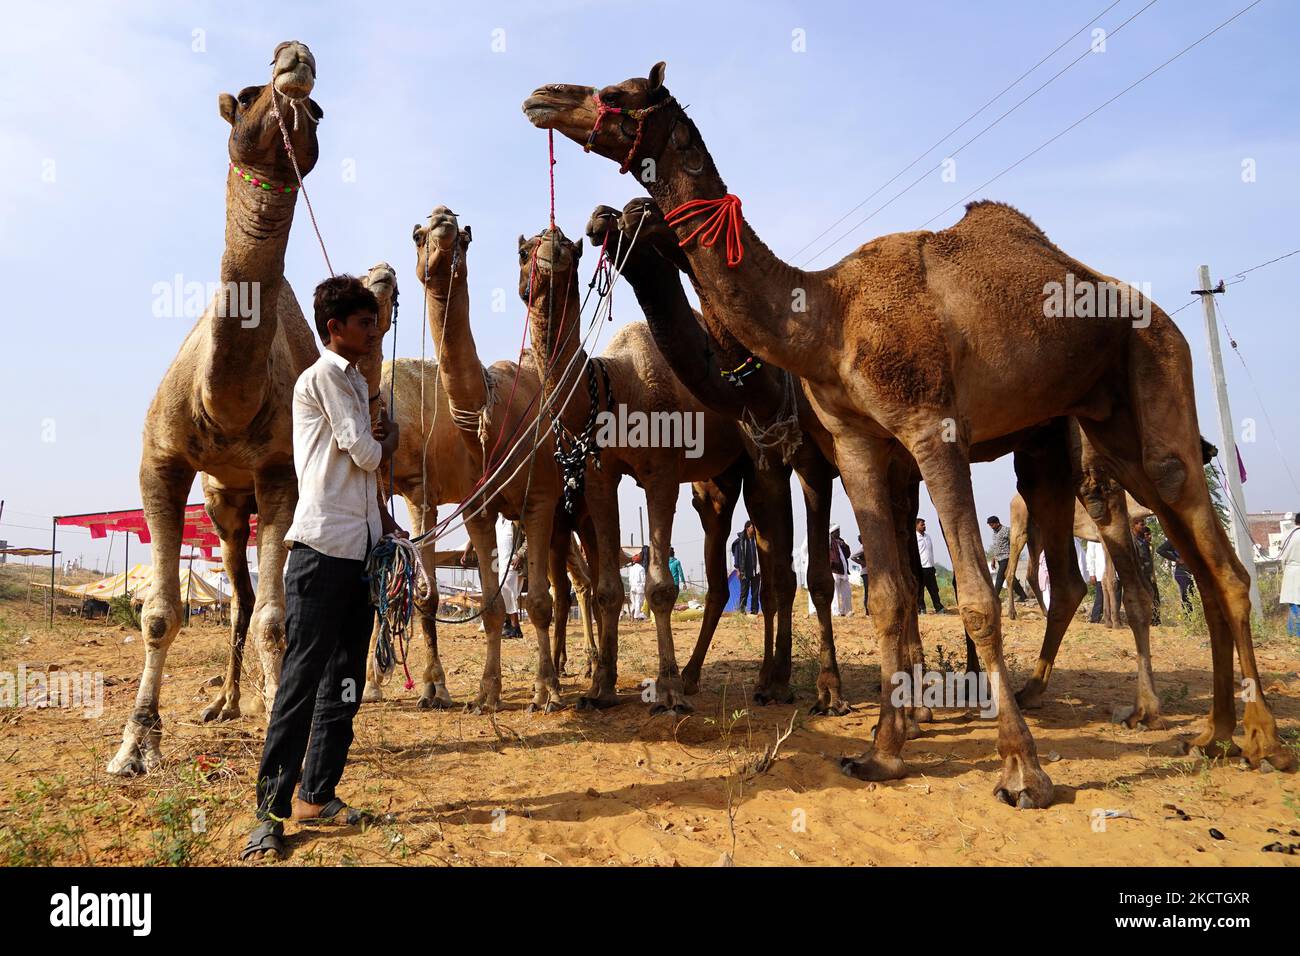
[[584, 92, 668, 175]]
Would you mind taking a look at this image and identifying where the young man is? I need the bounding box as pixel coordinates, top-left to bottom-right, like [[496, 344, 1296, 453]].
[[626, 553, 647, 621], [495, 515, 523, 638], [986, 515, 1027, 602], [829, 524, 852, 616], [916, 518, 944, 614], [242, 275, 405, 862], [731, 520, 760, 615], [1132, 517, 1161, 625], [852, 534, 870, 616], [667, 547, 686, 591]]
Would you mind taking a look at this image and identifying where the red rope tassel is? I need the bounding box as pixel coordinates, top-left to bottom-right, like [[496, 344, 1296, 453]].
[[665, 194, 744, 268]]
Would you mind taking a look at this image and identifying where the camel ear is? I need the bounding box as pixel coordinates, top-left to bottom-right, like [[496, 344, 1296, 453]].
[[412, 224, 425, 245], [460, 226, 473, 246], [218, 93, 238, 125], [648, 62, 666, 91], [572, 238, 583, 262], [518, 234, 527, 250]]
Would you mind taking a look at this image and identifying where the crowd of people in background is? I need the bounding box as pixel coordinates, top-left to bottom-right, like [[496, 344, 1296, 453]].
[[468, 507, 1300, 633]]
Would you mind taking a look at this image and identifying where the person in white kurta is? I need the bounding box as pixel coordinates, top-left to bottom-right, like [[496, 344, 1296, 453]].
[[1278, 516, 1300, 636], [495, 515, 521, 636], [627, 557, 647, 620]]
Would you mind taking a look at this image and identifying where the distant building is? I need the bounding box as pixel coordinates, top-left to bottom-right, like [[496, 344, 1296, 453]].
[[1248, 511, 1296, 557]]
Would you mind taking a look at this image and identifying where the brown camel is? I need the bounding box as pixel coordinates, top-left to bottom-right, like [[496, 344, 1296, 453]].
[[357, 354, 596, 707], [411, 206, 604, 712], [524, 64, 1292, 806], [1003, 440, 1169, 729], [109, 42, 324, 775], [586, 199, 847, 713], [518, 223, 747, 713]]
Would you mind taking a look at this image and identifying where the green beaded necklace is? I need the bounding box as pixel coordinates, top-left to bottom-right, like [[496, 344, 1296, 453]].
[[229, 162, 297, 194]]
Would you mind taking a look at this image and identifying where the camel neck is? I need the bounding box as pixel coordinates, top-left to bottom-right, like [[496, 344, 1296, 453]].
[[642, 117, 826, 381], [527, 272, 588, 428], [423, 256, 486, 413], [201, 168, 299, 431], [618, 237, 785, 422]]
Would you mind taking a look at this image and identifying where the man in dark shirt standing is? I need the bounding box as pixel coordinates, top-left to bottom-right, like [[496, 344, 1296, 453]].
[[1132, 517, 1160, 624], [731, 521, 760, 615]]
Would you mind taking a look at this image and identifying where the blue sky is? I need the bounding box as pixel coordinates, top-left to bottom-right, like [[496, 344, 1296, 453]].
[[1, 0, 1297, 582]]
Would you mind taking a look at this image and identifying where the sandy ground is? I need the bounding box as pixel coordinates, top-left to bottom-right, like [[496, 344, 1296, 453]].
[[2, 592, 1299, 867]]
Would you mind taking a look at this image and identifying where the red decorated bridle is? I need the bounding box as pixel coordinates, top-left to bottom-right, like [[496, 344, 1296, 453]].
[[584, 92, 669, 175]]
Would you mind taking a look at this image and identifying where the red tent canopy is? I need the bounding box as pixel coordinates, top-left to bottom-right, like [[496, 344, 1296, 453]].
[[55, 504, 259, 560]]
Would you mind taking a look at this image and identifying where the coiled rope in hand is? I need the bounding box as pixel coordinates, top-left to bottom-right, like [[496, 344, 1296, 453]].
[[366, 535, 431, 690]]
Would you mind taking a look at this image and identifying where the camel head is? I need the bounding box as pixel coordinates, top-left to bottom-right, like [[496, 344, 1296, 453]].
[[362, 262, 398, 337], [523, 63, 680, 174], [618, 197, 692, 273], [584, 205, 621, 249], [412, 205, 472, 287], [516, 226, 582, 306], [219, 41, 322, 182]]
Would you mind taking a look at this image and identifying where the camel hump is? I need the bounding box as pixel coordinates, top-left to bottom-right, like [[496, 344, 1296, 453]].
[[958, 200, 1054, 245]]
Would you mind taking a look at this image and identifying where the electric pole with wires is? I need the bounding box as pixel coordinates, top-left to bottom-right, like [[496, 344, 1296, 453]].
[[1196, 264, 1262, 617]]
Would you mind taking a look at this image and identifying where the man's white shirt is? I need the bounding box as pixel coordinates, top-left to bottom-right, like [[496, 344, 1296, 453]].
[[916, 531, 935, 569], [284, 349, 384, 560]]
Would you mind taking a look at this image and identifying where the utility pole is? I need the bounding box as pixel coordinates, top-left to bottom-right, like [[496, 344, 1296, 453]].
[[1197, 264, 1262, 617]]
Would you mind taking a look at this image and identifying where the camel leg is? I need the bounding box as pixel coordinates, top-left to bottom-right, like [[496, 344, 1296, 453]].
[[243, 464, 297, 718], [832, 433, 911, 782], [645, 476, 691, 715], [573, 516, 601, 679], [746, 462, 797, 706], [681, 470, 742, 695], [199, 489, 254, 722], [1079, 408, 1289, 769], [910, 433, 1054, 808], [795, 450, 847, 715], [1023, 521, 1047, 614], [577, 473, 623, 709], [519, 498, 562, 713], [1012, 431, 1089, 711], [1082, 475, 1161, 728], [362, 616, 389, 703], [410, 499, 458, 709], [1007, 509, 1027, 622], [464, 509, 507, 713], [549, 520, 574, 677], [891, 464, 930, 735], [107, 458, 194, 776]]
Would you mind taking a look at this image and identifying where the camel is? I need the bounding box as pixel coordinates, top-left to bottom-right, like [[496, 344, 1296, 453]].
[[1004, 468, 1168, 727], [586, 199, 847, 713], [524, 64, 1292, 806], [109, 42, 325, 776], [358, 352, 597, 707], [411, 206, 611, 712], [517, 223, 748, 713]]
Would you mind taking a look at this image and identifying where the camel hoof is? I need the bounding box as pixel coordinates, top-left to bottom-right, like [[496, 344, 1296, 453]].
[[419, 685, 456, 710], [361, 684, 384, 703], [198, 700, 239, 723], [576, 692, 621, 711], [753, 685, 795, 707], [1181, 736, 1242, 761], [839, 751, 907, 782], [809, 698, 852, 718], [994, 761, 1054, 809], [911, 705, 934, 723], [1114, 704, 1167, 731], [1015, 682, 1046, 711], [682, 677, 701, 696], [105, 754, 145, 777], [526, 698, 564, 715]]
